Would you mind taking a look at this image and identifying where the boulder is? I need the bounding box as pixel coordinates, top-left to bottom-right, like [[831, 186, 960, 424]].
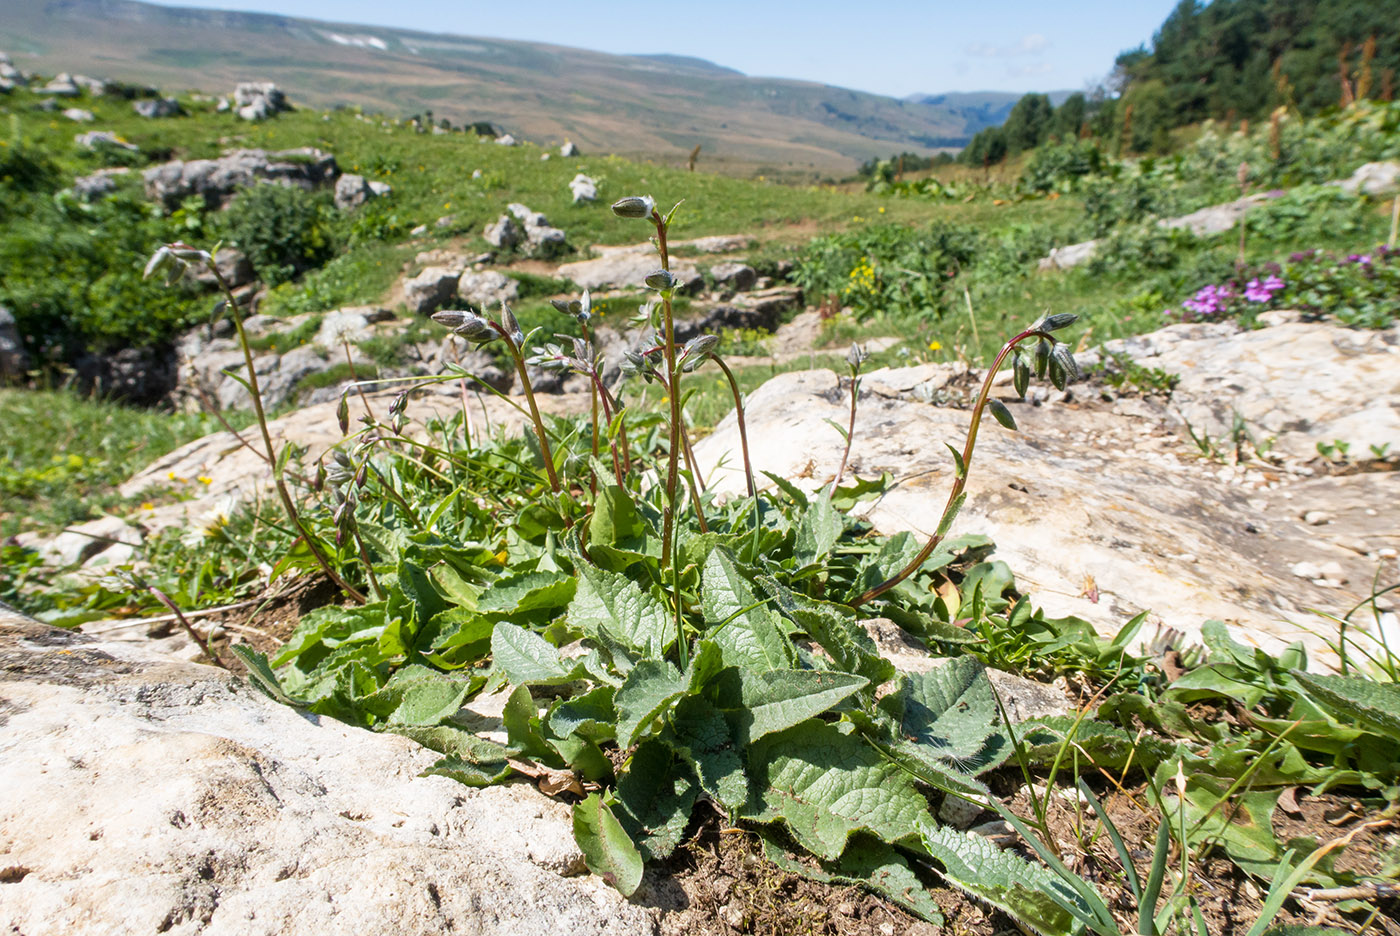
[[74, 130, 138, 153], [560, 141, 580, 157], [142, 148, 339, 210], [71, 74, 113, 96], [709, 262, 757, 292], [314, 307, 394, 349], [0, 305, 29, 380], [558, 248, 702, 292], [569, 173, 597, 204], [72, 167, 130, 202], [483, 215, 522, 250], [233, 82, 290, 121], [62, 107, 94, 123], [73, 346, 177, 406], [0, 57, 28, 87], [0, 614, 655, 936], [457, 270, 520, 310], [334, 173, 375, 211], [506, 203, 567, 258], [133, 97, 182, 118], [496, 134, 518, 146], [190, 247, 255, 290], [1335, 161, 1400, 197], [17, 514, 143, 568], [693, 319, 1400, 664], [37, 72, 80, 97], [403, 267, 461, 315]]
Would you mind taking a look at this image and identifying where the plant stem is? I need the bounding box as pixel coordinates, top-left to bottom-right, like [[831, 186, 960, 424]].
[[589, 372, 626, 486], [212, 268, 366, 604], [713, 355, 757, 498], [851, 326, 1042, 606], [1390, 194, 1399, 250], [498, 325, 561, 494], [149, 586, 227, 669], [830, 371, 860, 494], [653, 210, 687, 669]]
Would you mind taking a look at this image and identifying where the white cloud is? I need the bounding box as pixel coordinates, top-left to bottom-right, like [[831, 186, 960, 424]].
[[964, 33, 1051, 58]]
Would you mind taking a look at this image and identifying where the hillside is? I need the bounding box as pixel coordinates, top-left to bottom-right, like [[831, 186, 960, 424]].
[[2, 0, 1006, 172]]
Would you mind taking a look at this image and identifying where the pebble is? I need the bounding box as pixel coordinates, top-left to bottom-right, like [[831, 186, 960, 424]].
[[1303, 510, 1331, 526]]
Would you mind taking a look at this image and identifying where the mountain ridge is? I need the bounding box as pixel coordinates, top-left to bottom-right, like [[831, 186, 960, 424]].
[[1, 0, 1044, 171]]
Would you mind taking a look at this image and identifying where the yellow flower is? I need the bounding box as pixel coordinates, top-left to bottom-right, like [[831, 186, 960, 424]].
[[927, 340, 942, 351], [197, 476, 213, 485], [140, 502, 155, 511], [878, 206, 886, 214], [167, 471, 177, 480]]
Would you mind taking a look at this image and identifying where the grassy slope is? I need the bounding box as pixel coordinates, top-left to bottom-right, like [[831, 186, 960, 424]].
[[1, 0, 987, 175]]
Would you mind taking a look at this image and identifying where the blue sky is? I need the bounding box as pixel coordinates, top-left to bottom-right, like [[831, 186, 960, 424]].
[[148, 0, 1179, 98]]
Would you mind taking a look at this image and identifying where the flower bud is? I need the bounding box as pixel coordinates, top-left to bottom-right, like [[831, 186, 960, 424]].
[[644, 269, 677, 291], [434, 310, 496, 344], [680, 334, 719, 371], [550, 299, 573, 316], [142, 246, 173, 280], [846, 342, 867, 368], [611, 195, 656, 219], [577, 289, 592, 324], [501, 303, 524, 346], [336, 393, 350, 434]]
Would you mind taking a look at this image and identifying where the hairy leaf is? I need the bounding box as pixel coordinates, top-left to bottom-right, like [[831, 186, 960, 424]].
[[614, 659, 686, 748], [570, 562, 671, 667], [878, 657, 1000, 770], [794, 494, 842, 568], [730, 668, 868, 745], [477, 570, 576, 615], [761, 835, 945, 925], [572, 793, 644, 896], [702, 549, 793, 671], [491, 621, 573, 686], [615, 740, 699, 862], [1291, 670, 1400, 743]]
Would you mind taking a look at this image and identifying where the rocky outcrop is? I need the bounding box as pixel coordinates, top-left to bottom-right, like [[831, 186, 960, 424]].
[[560, 141, 580, 157], [483, 214, 522, 250], [334, 173, 392, 211], [709, 261, 757, 292], [569, 173, 597, 204], [73, 346, 177, 406], [36, 72, 80, 97], [0, 613, 655, 936], [1335, 161, 1400, 197], [71, 167, 130, 201], [74, 130, 138, 153], [232, 82, 290, 121], [507, 203, 568, 258], [142, 148, 339, 209], [133, 97, 181, 118], [694, 318, 1400, 664], [403, 266, 462, 315], [189, 247, 255, 290], [557, 235, 748, 290], [62, 107, 94, 122], [457, 269, 520, 309]]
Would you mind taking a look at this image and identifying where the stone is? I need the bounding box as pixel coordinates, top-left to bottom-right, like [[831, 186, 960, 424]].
[[506, 203, 568, 258], [496, 133, 518, 146], [403, 267, 462, 315], [1159, 192, 1271, 237], [457, 270, 520, 310], [71, 167, 130, 202], [189, 247, 254, 290], [1335, 161, 1400, 197], [233, 82, 290, 121], [74, 130, 138, 153], [0, 305, 30, 380], [709, 262, 757, 292], [37, 72, 80, 97], [692, 320, 1400, 665], [334, 173, 374, 210], [0, 58, 28, 87], [143, 148, 339, 210], [71, 74, 112, 96], [559, 248, 702, 292], [315, 309, 376, 348], [569, 173, 597, 204], [133, 97, 181, 118], [484, 215, 522, 250], [18, 514, 143, 568], [367, 179, 392, 197], [62, 107, 94, 122], [560, 141, 580, 157], [0, 613, 655, 936], [73, 346, 177, 406]]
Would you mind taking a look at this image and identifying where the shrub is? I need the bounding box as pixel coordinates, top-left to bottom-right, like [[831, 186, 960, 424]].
[[220, 183, 339, 286]]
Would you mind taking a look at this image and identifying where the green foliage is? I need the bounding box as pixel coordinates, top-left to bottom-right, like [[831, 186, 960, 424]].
[[220, 183, 339, 286]]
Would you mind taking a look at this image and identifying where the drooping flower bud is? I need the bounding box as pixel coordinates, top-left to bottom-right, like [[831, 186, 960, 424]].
[[611, 195, 656, 219], [846, 342, 867, 368], [680, 333, 719, 371], [432, 309, 496, 344], [577, 289, 592, 324], [644, 269, 677, 291], [501, 303, 524, 346]]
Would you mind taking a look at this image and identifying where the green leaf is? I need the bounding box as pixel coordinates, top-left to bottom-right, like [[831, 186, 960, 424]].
[[760, 834, 945, 924], [702, 549, 794, 672], [477, 571, 576, 615], [572, 793, 644, 897], [490, 621, 573, 686], [397, 726, 512, 787], [730, 668, 868, 746], [358, 664, 472, 726], [614, 659, 686, 748], [1291, 670, 1400, 743], [547, 685, 617, 742], [271, 603, 387, 668], [793, 493, 842, 568], [878, 657, 1000, 770], [570, 562, 671, 666], [1017, 715, 1176, 772], [615, 739, 699, 862], [502, 683, 559, 764], [944, 443, 966, 480], [760, 470, 809, 509], [746, 719, 929, 860], [590, 484, 647, 546], [670, 695, 747, 810], [920, 818, 1096, 935], [987, 398, 1017, 431], [230, 645, 302, 707]]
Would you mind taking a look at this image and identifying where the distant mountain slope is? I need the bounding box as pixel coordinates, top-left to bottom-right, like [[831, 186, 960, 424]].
[[1, 0, 1012, 170], [905, 90, 1079, 135]]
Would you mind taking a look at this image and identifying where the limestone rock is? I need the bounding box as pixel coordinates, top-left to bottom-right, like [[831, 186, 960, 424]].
[[73, 346, 177, 406], [233, 82, 290, 121], [569, 173, 597, 204], [496, 133, 518, 146], [484, 214, 522, 250], [133, 97, 181, 118], [315, 307, 394, 348], [142, 148, 339, 210], [403, 266, 462, 315], [560, 141, 580, 157], [457, 270, 520, 309], [334, 173, 374, 210], [0, 614, 655, 936], [74, 130, 138, 153], [37, 72, 80, 97], [190, 247, 255, 290], [1335, 161, 1400, 197], [62, 107, 94, 122], [71, 167, 130, 202], [557, 236, 746, 290], [507, 203, 568, 258], [709, 262, 757, 292]]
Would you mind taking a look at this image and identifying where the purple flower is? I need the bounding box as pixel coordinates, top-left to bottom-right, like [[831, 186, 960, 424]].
[[1263, 275, 1284, 291], [1347, 253, 1372, 265]]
